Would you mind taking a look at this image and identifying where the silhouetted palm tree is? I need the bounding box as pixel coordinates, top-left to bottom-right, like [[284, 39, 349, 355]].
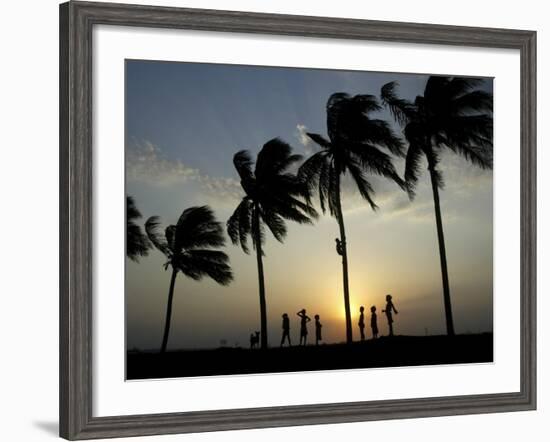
[[145, 206, 233, 353], [127, 195, 150, 262], [299, 93, 405, 343], [227, 138, 317, 349], [381, 76, 493, 336]]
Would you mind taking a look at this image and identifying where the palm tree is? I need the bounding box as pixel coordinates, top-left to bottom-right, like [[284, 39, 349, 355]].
[[227, 138, 317, 349], [126, 195, 150, 262], [298, 93, 405, 343], [381, 76, 493, 336], [145, 206, 233, 353]]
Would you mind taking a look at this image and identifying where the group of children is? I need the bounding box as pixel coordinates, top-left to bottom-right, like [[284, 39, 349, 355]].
[[280, 310, 323, 347], [358, 294, 399, 341], [280, 294, 399, 347]]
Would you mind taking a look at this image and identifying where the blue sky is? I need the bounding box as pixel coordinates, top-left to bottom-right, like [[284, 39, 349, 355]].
[[126, 61, 431, 176], [126, 60, 493, 350]]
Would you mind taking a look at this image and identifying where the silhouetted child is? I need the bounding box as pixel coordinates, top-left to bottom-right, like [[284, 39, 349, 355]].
[[370, 306, 379, 339], [382, 294, 398, 336], [358, 306, 366, 341], [281, 313, 291, 347], [250, 331, 260, 349], [297, 309, 311, 346], [314, 314, 322, 345]]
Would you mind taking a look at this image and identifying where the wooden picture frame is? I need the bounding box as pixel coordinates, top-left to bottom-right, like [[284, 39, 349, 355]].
[[59, 1, 536, 439]]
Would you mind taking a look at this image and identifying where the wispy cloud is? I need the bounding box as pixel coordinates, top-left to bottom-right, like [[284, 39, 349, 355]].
[[294, 124, 315, 155], [127, 139, 243, 206], [127, 139, 200, 185]]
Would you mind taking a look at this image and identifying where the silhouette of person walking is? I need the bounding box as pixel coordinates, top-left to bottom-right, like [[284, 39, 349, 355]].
[[370, 306, 379, 339], [297, 309, 311, 346], [382, 294, 398, 336], [314, 314, 323, 346], [358, 306, 366, 341], [281, 313, 291, 347]]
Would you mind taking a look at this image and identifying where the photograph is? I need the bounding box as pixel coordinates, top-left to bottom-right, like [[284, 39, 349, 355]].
[[124, 59, 494, 380]]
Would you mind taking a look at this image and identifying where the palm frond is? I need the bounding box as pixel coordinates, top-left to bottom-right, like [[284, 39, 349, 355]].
[[424, 76, 452, 103], [403, 143, 425, 199], [347, 143, 405, 190], [327, 162, 341, 218], [282, 194, 319, 220], [356, 118, 405, 157], [297, 150, 328, 203], [317, 156, 332, 214], [424, 149, 445, 191], [126, 224, 150, 262], [306, 132, 331, 149], [231, 140, 318, 251], [451, 90, 493, 115], [255, 138, 301, 177], [264, 197, 315, 225], [145, 216, 171, 258], [227, 198, 253, 254], [251, 206, 266, 253], [126, 196, 150, 262], [446, 77, 485, 98], [380, 81, 416, 126], [233, 150, 255, 182], [445, 142, 493, 170], [174, 250, 233, 285], [327, 93, 385, 143], [126, 196, 142, 221], [260, 207, 287, 242], [346, 159, 378, 210], [165, 225, 177, 251], [175, 206, 225, 251]]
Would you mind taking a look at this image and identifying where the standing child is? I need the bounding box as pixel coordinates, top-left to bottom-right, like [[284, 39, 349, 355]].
[[358, 306, 366, 341], [297, 309, 311, 346], [370, 306, 379, 339], [280, 313, 291, 347], [382, 294, 398, 336], [314, 314, 323, 346]]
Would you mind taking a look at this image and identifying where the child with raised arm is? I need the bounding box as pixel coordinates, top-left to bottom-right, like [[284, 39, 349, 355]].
[[297, 309, 311, 346], [382, 294, 398, 336]]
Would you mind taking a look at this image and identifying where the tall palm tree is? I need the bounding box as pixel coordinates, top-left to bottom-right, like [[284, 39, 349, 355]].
[[381, 76, 493, 336], [227, 138, 317, 349], [126, 195, 150, 262], [145, 206, 233, 353], [299, 93, 405, 343]]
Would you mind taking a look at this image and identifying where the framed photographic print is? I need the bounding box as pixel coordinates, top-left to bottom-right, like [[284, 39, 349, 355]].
[[59, 1, 536, 439]]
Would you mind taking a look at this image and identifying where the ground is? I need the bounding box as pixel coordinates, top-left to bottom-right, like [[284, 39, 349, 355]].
[[127, 333, 493, 380]]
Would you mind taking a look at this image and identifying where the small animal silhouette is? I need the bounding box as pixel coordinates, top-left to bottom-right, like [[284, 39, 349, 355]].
[[250, 331, 261, 349]]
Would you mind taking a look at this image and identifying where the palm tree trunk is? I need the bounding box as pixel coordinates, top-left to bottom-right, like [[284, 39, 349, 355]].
[[253, 206, 268, 349], [335, 175, 353, 343], [160, 267, 178, 353], [428, 163, 455, 336]]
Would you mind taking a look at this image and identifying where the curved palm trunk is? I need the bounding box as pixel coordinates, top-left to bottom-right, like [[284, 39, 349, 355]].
[[335, 175, 353, 343], [253, 206, 268, 349], [427, 163, 455, 336], [160, 267, 178, 353]]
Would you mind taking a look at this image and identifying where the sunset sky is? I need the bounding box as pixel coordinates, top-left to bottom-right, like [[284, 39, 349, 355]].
[[125, 60, 493, 351]]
